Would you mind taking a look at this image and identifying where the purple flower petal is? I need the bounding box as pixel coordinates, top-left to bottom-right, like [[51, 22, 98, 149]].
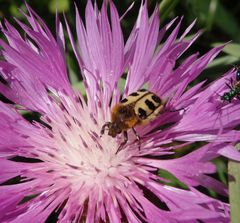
[[0, 1, 239, 222]]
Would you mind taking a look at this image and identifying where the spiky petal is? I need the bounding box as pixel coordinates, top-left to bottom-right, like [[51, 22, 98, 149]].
[[0, 1, 239, 223]]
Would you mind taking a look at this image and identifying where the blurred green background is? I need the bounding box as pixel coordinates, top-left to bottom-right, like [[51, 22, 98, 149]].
[[1, 0, 240, 85], [0, 0, 240, 221], [0, 0, 240, 82]]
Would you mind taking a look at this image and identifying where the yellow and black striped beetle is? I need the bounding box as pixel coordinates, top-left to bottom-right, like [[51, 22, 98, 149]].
[[101, 89, 165, 152]]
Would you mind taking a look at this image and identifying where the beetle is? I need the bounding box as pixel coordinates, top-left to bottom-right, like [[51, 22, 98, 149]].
[[221, 67, 240, 102], [101, 89, 165, 153]]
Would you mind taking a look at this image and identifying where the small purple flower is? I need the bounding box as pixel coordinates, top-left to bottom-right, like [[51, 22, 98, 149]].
[[0, 1, 240, 222]]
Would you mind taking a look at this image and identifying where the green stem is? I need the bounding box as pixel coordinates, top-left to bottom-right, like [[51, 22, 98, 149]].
[[229, 160, 240, 223]]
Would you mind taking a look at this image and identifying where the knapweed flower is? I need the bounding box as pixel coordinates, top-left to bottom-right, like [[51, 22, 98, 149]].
[[1, 1, 240, 222]]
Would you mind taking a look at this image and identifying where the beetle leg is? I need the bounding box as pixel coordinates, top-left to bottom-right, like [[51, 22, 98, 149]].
[[116, 131, 128, 154], [226, 82, 233, 90], [169, 107, 186, 113], [230, 77, 235, 88], [225, 77, 235, 88], [132, 127, 141, 150], [100, 122, 111, 135]]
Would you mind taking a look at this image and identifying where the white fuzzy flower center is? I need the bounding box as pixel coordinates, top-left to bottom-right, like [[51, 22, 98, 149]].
[[39, 96, 137, 191]]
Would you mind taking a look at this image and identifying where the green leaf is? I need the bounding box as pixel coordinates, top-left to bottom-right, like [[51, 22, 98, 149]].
[[215, 158, 227, 184], [9, 4, 20, 17], [205, 0, 218, 31], [185, 0, 240, 40], [117, 78, 126, 94], [207, 189, 217, 198], [159, 0, 180, 22], [19, 110, 30, 115], [159, 0, 173, 12], [48, 0, 70, 13], [9, 3, 25, 19], [117, 78, 148, 94], [158, 169, 188, 189], [72, 81, 86, 96], [207, 55, 239, 68], [212, 43, 240, 58], [67, 56, 80, 85], [214, 2, 240, 40], [229, 160, 240, 222], [221, 43, 240, 58]]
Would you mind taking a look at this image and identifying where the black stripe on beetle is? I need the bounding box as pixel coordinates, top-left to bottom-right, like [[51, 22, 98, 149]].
[[130, 92, 139, 97], [145, 99, 155, 110], [138, 108, 147, 119], [138, 89, 147, 92], [151, 95, 161, 104], [121, 98, 128, 103]]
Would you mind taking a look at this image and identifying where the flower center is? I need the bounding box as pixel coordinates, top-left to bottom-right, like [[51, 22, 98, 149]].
[[36, 95, 136, 189]]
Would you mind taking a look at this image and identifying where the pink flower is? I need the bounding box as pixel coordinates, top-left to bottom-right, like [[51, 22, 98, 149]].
[[0, 1, 239, 222]]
